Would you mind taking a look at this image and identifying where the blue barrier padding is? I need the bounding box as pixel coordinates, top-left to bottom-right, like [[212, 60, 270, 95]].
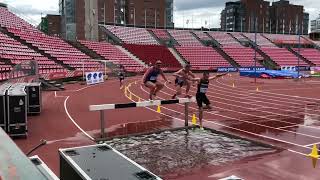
[[239, 70, 309, 78]]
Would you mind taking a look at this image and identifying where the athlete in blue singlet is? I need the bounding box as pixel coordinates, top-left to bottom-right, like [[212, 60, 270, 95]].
[[142, 60, 171, 100]]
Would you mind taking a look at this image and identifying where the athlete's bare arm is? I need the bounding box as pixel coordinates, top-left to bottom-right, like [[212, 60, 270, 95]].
[[208, 73, 228, 80]]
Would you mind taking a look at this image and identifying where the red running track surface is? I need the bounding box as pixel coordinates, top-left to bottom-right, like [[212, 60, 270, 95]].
[[14, 74, 320, 180]]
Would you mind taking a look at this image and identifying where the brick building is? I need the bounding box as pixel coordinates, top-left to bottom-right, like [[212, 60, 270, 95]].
[[39, 15, 61, 37], [59, 0, 173, 41], [221, 0, 309, 35], [270, 0, 309, 35]]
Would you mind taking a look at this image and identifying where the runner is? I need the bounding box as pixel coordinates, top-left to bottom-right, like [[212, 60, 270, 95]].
[[142, 60, 171, 100], [192, 72, 228, 129], [118, 65, 125, 88], [171, 63, 195, 99]]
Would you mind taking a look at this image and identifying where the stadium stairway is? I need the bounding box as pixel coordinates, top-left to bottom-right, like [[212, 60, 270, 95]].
[[260, 34, 279, 47], [287, 47, 315, 66], [69, 40, 121, 76], [146, 29, 162, 45], [240, 34, 279, 69], [0, 27, 73, 71], [68, 41, 104, 60], [99, 25, 123, 44], [168, 47, 187, 67], [203, 32, 239, 68], [166, 30, 180, 46], [170, 46, 189, 64], [116, 45, 147, 67], [190, 31, 207, 46], [147, 29, 186, 67], [203, 32, 222, 47], [252, 46, 278, 69], [302, 36, 320, 50], [301, 36, 315, 45], [212, 46, 240, 68], [228, 33, 245, 45]]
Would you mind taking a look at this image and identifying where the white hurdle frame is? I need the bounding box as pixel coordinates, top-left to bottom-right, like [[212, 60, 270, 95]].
[[89, 97, 196, 139]]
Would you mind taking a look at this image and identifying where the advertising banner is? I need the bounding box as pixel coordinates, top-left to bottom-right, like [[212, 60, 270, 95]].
[[86, 72, 104, 85]]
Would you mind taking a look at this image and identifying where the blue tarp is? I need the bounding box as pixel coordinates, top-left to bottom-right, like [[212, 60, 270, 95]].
[[239, 70, 309, 78]]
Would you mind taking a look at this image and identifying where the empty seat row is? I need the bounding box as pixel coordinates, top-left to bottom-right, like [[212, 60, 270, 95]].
[[150, 29, 171, 40], [208, 32, 242, 47], [223, 47, 263, 67], [105, 25, 159, 45], [176, 46, 231, 70], [168, 30, 203, 46], [242, 33, 277, 47], [294, 48, 320, 66], [261, 47, 308, 66], [79, 40, 145, 72], [123, 44, 181, 69], [263, 34, 311, 45]]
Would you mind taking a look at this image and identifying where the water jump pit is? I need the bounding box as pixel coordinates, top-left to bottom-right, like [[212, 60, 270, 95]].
[[104, 127, 278, 178]]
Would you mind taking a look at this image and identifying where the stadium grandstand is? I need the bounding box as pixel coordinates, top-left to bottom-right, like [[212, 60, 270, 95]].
[[0, 3, 319, 81]]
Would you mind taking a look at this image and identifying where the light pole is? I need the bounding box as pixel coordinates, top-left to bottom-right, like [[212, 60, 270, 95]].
[[297, 25, 301, 78], [254, 16, 257, 84]]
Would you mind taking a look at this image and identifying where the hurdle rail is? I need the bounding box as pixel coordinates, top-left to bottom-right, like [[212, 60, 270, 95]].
[[89, 97, 196, 139]]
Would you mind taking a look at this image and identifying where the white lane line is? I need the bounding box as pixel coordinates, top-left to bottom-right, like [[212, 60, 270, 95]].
[[217, 78, 320, 102], [138, 83, 319, 144], [62, 77, 142, 141], [213, 79, 319, 107], [250, 87, 320, 92], [164, 82, 320, 132], [177, 78, 320, 118], [64, 96, 95, 141], [127, 82, 315, 154], [212, 84, 313, 108], [276, 124, 301, 129], [303, 142, 320, 147], [288, 149, 311, 157], [195, 84, 320, 117]]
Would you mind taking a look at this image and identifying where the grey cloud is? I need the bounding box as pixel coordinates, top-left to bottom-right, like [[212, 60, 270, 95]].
[[9, 4, 58, 16], [175, 0, 228, 11]]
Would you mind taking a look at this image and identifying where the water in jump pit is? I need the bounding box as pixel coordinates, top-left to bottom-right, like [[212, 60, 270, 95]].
[[105, 128, 276, 178]]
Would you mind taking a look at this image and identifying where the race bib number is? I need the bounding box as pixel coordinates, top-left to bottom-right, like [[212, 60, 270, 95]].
[[200, 87, 207, 93], [150, 76, 157, 81], [177, 78, 184, 83]]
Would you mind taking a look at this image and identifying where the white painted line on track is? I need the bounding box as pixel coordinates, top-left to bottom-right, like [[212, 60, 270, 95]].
[[64, 96, 95, 141], [136, 82, 318, 144], [125, 81, 319, 159], [216, 78, 320, 101], [276, 124, 301, 129], [163, 81, 320, 132]]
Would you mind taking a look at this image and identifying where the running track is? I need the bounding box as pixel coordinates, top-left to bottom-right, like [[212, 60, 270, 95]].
[[14, 74, 320, 180]]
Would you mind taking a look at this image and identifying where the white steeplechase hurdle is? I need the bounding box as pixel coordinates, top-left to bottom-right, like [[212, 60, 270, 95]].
[[89, 97, 196, 139]]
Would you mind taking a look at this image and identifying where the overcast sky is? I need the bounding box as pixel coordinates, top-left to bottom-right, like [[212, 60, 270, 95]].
[[1, 0, 319, 30]]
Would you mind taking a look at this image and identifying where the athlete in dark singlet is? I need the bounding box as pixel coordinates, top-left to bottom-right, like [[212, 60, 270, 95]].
[[172, 63, 195, 99], [192, 72, 228, 129], [119, 65, 125, 88], [142, 60, 171, 100]]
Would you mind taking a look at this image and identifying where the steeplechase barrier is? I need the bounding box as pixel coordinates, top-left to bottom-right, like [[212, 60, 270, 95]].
[[89, 97, 196, 139]]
